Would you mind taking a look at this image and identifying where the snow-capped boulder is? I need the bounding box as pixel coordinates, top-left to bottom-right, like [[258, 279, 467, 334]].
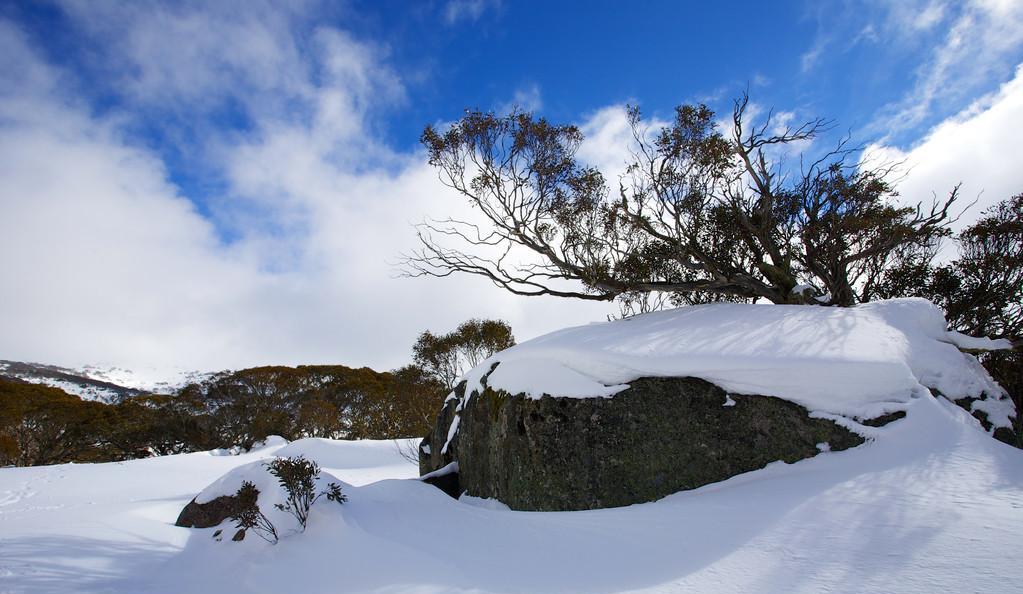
[[420, 299, 1017, 511], [175, 458, 345, 535]]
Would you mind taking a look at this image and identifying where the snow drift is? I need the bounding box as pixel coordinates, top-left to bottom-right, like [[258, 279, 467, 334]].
[[2, 400, 1022, 594]]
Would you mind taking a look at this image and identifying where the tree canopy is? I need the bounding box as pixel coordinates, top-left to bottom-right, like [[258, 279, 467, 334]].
[[405, 95, 961, 308], [413, 318, 515, 390]]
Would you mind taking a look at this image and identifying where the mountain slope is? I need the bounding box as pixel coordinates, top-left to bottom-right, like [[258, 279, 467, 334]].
[[0, 360, 216, 403], [0, 360, 145, 403]]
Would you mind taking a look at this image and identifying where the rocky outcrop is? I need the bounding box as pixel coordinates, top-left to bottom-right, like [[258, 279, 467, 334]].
[[421, 369, 866, 511], [419, 381, 466, 477], [175, 494, 239, 528], [953, 394, 1018, 446]]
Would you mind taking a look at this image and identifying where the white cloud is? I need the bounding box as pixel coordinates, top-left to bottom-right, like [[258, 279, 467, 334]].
[[867, 0, 1023, 138], [495, 83, 543, 114], [800, 38, 827, 73], [443, 0, 499, 25], [800, 0, 1023, 140], [58, 0, 316, 108], [0, 22, 263, 370], [865, 63, 1023, 237], [576, 105, 634, 184], [0, 8, 614, 378]]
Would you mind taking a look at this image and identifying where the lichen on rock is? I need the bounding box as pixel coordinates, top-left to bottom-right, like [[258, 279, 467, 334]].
[[423, 370, 866, 511]]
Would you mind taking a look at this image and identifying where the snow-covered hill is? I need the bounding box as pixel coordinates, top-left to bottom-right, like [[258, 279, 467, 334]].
[[0, 360, 144, 403], [0, 360, 212, 402], [1, 395, 1021, 594]]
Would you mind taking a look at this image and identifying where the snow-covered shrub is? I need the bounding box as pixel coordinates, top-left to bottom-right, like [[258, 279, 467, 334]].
[[205, 456, 347, 544], [229, 481, 279, 544], [264, 456, 346, 532]]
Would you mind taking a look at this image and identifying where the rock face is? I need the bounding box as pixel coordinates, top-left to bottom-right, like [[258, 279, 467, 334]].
[[175, 494, 239, 528], [419, 381, 465, 477], [420, 370, 865, 511], [948, 390, 1020, 447]]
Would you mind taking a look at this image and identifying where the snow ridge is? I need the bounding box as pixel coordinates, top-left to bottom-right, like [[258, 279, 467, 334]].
[[457, 298, 1014, 427]]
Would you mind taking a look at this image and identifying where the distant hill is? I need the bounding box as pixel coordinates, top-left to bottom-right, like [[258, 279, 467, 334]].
[[0, 360, 147, 403], [0, 360, 216, 403]]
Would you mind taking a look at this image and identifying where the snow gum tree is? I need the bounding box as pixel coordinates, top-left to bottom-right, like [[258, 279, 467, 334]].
[[413, 319, 515, 391], [404, 94, 961, 308]]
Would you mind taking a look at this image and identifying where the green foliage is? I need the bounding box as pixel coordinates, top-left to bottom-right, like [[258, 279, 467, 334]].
[[297, 398, 342, 438], [1, 359, 448, 466], [105, 393, 214, 458], [945, 195, 1021, 447], [181, 363, 446, 449], [413, 319, 515, 390], [0, 379, 111, 466], [938, 194, 1022, 339], [225, 458, 346, 544], [265, 455, 346, 532], [386, 365, 447, 437], [322, 481, 347, 504], [229, 481, 278, 544], [876, 193, 1022, 340], [266, 456, 319, 530]]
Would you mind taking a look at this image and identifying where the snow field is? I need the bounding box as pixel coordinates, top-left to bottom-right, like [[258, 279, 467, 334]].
[[0, 395, 1021, 594], [1, 298, 1020, 593]]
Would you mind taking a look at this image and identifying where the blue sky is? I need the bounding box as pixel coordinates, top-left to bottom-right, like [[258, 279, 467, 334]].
[[7, 0, 1012, 217], [1, 0, 1022, 376]]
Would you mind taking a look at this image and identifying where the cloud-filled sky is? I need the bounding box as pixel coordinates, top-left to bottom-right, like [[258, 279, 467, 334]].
[[1, 0, 1021, 377]]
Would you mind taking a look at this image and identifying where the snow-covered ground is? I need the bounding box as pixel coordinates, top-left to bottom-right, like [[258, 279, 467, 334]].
[[2, 298, 1019, 593], [1, 396, 1021, 594], [74, 364, 213, 395], [2, 376, 126, 403]]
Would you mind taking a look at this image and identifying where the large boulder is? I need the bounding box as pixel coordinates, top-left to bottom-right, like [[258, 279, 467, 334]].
[[419, 300, 1018, 510], [422, 368, 865, 511]]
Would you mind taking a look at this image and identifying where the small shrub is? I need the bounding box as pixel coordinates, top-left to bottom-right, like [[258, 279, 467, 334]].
[[322, 481, 347, 504], [229, 481, 278, 544], [264, 456, 347, 532]]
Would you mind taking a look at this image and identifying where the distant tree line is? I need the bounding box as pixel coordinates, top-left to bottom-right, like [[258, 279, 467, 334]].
[[0, 364, 443, 466], [0, 319, 515, 467]]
